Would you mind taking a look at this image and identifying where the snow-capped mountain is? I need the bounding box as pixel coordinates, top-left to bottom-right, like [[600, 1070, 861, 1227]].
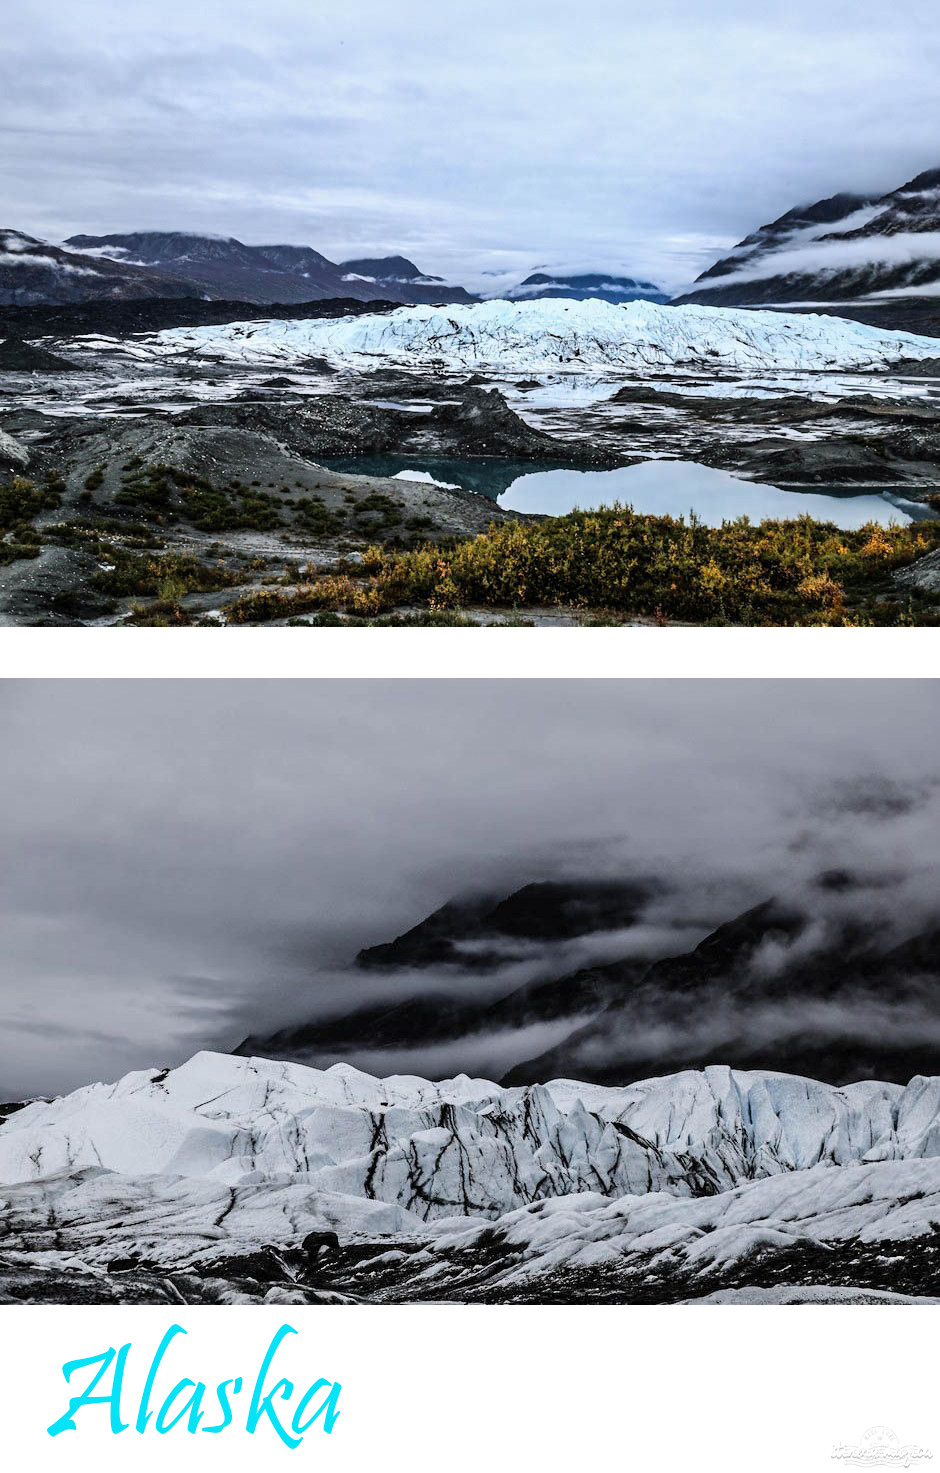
[[503, 271, 668, 304], [339, 254, 476, 304], [2, 1052, 939, 1302], [0, 228, 197, 306], [678, 166, 940, 311], [147, 296, 940, 373]]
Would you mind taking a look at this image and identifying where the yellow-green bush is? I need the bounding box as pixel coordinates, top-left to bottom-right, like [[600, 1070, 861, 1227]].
[[338, 508, 940, 625], [222, 507, 940, 626]]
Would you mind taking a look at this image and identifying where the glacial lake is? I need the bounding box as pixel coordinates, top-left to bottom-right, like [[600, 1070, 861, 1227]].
[[320, 454, 935, 529]]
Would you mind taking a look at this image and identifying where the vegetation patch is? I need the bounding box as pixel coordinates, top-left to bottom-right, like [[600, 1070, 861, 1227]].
[[112, 462, 283, 532], [0, 476, 62, 565], [342, 509, 940, 625], [182, 481, 282, 532], [90, 549, 240, 600], [292, 495, 346, 536], [222, 507, 940, 625], [351, 491, 404, 534]]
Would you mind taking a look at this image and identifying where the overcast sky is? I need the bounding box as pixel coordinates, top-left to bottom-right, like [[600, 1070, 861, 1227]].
[[3, 0, 940, 290], [0, 679, 937, 1098]]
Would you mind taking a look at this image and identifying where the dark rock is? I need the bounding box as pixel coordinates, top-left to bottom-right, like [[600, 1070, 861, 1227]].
[[301, 1230, 340, 1257], [894, 547, 940, 595], [0, 427, 28, 474]]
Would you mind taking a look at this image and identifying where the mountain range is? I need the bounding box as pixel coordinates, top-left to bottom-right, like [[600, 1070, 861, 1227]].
[[0, 226, 668, 311], [677, 165, 940, 333], [6, 163, 940, 330], [0, 228, 475, 308], [236, 875, 940, 1089]]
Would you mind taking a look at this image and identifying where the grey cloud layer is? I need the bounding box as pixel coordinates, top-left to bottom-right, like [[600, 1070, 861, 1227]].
[[0, 680, 937, 1096], [3, 1, 940, 290]]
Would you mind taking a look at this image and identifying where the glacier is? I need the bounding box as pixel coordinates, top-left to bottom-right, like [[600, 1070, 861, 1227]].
[[150, 298, 940, 375], [2, 1052, 940, 1302]]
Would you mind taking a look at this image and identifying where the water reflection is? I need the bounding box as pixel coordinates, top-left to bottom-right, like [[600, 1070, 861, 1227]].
[[498, 460, 926, 530], [321, 453, 935, 529]]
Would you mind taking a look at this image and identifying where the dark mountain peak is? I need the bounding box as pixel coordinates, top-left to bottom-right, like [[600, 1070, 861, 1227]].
[[65, 230, 249, 265], [768, 191, 875, 232], [355, 876, 656, 971], [340, 255, 475, 303], [341, 255, 432, 281], [895, 166, 940, 195], [521, 271, 655, 290], [687, 895, 805, 962], [1, 228, 45, 248], [255, 243, 339, 273]]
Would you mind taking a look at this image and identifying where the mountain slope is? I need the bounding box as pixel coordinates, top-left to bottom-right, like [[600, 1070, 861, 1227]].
[[357, 879, 655, 969], [677, 167, 940, 323], [61, 232, 475, 306], [236, 879, 654, 1061], [236, 877, 940, 1089], [504, 904, 940, 1088], [0, 229, 198, 306], [339, 255, 476, 304]]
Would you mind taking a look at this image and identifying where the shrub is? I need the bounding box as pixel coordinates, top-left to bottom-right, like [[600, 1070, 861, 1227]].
[[90, 550, 239, 599], [0, 476, 62, 564], [255, 506, 940, 627]]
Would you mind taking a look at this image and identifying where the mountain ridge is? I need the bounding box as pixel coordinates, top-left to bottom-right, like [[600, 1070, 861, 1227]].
[[676, 165, 940, 321], [235, 878, 940, 1089]]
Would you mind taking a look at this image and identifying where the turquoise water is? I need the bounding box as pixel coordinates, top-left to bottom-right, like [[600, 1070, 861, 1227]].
[[321, 454, 934, 529]]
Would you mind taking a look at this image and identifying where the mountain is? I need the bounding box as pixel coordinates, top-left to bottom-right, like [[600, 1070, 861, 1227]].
[[339, 255, 476, 304], [237, 879, 655, 1062], [60, 232, 475, 306], [504, 271, 668, 304], [237, 877, 940, 1089], [676, 167, 940, 333], [504, 900, 940, 1088], [0, 228, 198, 306], [150, 297, 940, 374], [64, 230, 382, 304], [357, 879, 655, 969], [2, 1052, 939, 1303]]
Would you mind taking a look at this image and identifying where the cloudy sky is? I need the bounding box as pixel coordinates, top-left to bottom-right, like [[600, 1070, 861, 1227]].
[[4, 0, 940, 291], [0, 679, 937, 1098]]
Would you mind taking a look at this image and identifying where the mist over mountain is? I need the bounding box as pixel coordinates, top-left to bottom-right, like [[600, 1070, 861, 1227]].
[[2, 681, 937, 1100], [62, 230, 474, 306], [504, 272, 668, 303], [0, 228, 478, 308], [5, 226, 667, 311], [676, 165, 940, 332], [0, 228, 198, 306], [339, 255, 476, 304], [238, 863, 940, 1089]]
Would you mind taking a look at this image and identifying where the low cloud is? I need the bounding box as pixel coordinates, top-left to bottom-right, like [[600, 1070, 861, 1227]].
[[0, 680, 936, 1097], [700, 231, 940, 292]]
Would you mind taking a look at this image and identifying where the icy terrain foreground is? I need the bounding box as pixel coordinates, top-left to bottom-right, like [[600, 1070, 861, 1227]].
[[2, 1052, 940, 1305]]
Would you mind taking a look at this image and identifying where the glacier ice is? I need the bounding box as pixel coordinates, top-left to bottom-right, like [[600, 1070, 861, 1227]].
[[150, 298, 940, 375]]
